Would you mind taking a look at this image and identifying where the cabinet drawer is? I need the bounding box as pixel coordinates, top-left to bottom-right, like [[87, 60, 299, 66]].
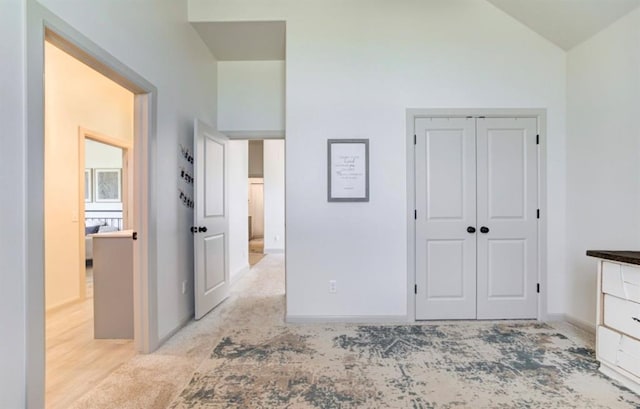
[[602, 262, 640, 303], [598, 325, 621, 364], [598, 325, 640, 379], [604, 294, 640, 339]]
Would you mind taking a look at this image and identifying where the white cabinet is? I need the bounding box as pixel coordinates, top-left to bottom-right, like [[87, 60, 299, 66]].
[[595, 258, 640, 394], [93, 230, 134, 339]]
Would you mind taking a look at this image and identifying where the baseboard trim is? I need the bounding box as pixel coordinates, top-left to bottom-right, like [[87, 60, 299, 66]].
[[600, 362, 640, 395], [264, 248, 284, 254], [545, 313, 595, 334], [221, 130, 285, 140], [565, 314, 596, 334], [231, 264, 251, 285], [45, 296, 83, 315], [286, 314, 409, 324], [157, 314, 192, 347]]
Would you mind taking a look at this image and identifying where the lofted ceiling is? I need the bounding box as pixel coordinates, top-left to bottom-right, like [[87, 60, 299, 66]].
[[191, 1, 640, 60], [487, 0, 640, 50]]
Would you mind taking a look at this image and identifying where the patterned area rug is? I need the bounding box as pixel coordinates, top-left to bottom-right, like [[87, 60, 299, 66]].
[[171, 321, 639, 408], [68, 256, 638, 409]]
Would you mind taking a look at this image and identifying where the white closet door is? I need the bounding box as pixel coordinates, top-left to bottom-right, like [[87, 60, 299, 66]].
[[415, 117, 477, 319], [476, 117, 538, 319]]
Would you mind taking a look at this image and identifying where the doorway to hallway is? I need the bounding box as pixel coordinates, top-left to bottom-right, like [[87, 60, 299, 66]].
[[248, 140, 265, 266], [37, 21, 156, 406], [248, 178, 265, 266], [44, 38, 139, 409]]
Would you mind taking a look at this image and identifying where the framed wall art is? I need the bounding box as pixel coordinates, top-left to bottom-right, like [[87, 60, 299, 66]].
[[84, 169, 92, 202], [327, 139, 369, 202], [94, 168, 122, 202]]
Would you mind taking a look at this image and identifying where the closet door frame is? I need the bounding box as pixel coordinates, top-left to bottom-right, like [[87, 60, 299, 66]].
[[406, 108, 547, 322]]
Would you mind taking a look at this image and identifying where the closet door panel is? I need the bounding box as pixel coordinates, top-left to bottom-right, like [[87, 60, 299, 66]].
[[476, 117, 538, 319], [415, 117, 476, 319]]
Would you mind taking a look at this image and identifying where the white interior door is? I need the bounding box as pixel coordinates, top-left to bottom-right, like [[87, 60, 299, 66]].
[[415, 117, 477, 319], [476, 117, 538, 319], [194, 119, 230, 320]]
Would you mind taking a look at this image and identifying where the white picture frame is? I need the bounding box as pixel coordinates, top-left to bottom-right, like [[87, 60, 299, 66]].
[[327, 139, 369, 202], [84, 169, 92, 202], [94, 168, 122, 202]]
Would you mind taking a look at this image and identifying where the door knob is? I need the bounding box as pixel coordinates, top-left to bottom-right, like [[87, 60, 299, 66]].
[[190, 226, 197, 233], [480, 226, 490, 234], [467, 226, 476, 233], [198, 226, 208, 233]]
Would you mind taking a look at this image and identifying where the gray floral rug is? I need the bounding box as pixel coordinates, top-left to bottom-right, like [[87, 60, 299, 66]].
[[170, 321, 639, 408]]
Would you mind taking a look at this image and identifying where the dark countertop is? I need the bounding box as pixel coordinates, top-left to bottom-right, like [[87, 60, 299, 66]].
[[586, 250, 640, 266]]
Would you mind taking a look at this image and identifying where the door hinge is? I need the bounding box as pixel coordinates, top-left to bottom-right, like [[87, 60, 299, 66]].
[[536, 134, 540, 145], [415, 284, 417, 294], [537, 209, 540, 219], [132, 231, 138, 241], [414, 209, 417, 220], [537, 283, 540, 293], [414, 134, 417, 145]]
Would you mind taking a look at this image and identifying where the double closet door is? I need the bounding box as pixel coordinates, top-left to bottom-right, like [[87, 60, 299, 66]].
[[415, 117, 538, 320]]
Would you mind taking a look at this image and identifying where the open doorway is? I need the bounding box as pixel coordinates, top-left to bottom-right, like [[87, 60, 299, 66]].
[[248, 140, 265, 266], [26, 8, 158, 404], [44, 40, 136, 408], [248, 179, 265, 264], [82, 135, 132, 298]]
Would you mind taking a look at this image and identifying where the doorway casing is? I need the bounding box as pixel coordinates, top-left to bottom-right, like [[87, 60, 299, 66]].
[[78, 128, 133, 300], [405, 108, 548, 322], [26, 2, 158, 407]]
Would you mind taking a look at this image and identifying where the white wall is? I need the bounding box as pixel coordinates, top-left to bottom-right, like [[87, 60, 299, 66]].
[[85, 139, 123, 169], [45, 42, 133, 310], [566, 9, 640, 327], [217, 61, 285, 132], [228, 140, 249, 280], [263, 140, 285, 253], [0, 0, 26, 406], [190, 0, 567, 318]]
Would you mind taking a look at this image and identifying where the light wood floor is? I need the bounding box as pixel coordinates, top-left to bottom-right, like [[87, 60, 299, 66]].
[[249, 237, 265, 266], [46, 266, 136, 409]]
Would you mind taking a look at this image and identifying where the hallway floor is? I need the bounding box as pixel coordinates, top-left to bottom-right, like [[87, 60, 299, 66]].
[[68, 254, 285, 409], [46, 265, 135, 409], [248, 237, 265, 266], [68, 255, 638, 408]]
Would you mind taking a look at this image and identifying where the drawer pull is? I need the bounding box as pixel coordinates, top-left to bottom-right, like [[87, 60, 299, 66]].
[[633, 317, 640, 324]]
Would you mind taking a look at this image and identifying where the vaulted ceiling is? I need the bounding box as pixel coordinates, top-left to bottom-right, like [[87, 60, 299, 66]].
[[191, 0, 640, 61], [487, 0, 640, 50]]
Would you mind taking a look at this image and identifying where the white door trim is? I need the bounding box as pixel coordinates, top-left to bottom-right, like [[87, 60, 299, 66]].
[[78, 128, 133, 302], [406, 108, 547, 322], [26, 2, 158, 407]]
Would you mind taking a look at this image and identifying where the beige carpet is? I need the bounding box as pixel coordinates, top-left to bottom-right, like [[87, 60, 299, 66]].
[[69, 255, 639, 408]]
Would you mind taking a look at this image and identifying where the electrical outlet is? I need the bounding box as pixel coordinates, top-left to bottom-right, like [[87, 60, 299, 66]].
[[275, 235, 280, 242], [329, 280, 337, 293], [182, 280, 187, 294]]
